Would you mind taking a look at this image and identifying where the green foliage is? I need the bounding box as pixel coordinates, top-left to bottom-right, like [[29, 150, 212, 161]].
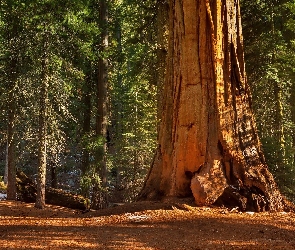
[[106, 0, 158, 202], [3, 0, 294, 206], [0, 176, 7, 193], [82, 134, 105, 155], [80, 169, 102, 199], [0, 0, 158, 205]]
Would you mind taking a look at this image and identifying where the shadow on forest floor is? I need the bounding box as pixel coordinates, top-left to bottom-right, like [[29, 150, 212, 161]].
[[0, 200, 294, 249]]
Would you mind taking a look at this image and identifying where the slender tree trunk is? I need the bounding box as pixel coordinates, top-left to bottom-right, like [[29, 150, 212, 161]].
[[93, 0, 109, 209], [50, 159, 57, 189], [139, 0, 289, 212], [7, 94, 16, 200], [291, 84, 295, 165], [5, 5, 18, 200], [274, 82, 285, 164], [270, 1, 285, 166], [81, 70, 92, 177], [113, 20, 124, 194], [35, 32, 49, 209], [4, 143, 8, 184]]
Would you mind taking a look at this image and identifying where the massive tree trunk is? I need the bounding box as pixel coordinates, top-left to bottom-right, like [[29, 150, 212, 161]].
[[139, 0, 290, 212]]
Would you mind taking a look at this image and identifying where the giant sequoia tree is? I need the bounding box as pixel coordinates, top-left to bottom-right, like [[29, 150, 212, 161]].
[[139, 0, 292, 211]]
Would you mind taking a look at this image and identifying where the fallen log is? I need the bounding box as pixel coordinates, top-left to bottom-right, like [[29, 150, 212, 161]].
[[16, 170, 88, 210]]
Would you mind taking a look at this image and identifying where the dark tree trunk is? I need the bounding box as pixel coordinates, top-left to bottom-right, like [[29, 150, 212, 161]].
[[156, 0, 169, 132], [92, 0, 109, 209], [6, 57, 17, 201], [35, 30, 49, 209], [139, 0, 292, 212], [4, 5, 21, 200], [7, 93, 16, 200], [50, 159, 57, 189], [81, 70, 92, 177], [271, 2, 285, 166]]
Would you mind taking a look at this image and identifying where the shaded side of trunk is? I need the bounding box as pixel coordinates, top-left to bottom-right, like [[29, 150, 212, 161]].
[[214, 0, 283, 211], [139, 0, 287, 212]]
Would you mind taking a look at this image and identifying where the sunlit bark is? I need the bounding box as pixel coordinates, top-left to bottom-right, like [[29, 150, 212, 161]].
[[139, 0, 289, 211]]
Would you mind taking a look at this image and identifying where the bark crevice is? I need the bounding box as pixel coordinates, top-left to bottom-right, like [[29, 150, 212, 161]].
[[138, 0, 294, 212]]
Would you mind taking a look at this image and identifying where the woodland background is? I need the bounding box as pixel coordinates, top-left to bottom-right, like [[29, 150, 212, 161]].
[[0, 0, 294, 207]]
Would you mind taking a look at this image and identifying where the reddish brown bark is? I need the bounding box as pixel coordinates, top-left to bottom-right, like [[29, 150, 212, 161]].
[[139, 0, 291, 212]]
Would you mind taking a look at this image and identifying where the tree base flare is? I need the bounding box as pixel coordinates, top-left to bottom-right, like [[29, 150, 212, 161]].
[[189, 164, 295, 212]]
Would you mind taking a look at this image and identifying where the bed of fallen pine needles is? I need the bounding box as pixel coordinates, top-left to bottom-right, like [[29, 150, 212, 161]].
[[0, 199, 294, 249]]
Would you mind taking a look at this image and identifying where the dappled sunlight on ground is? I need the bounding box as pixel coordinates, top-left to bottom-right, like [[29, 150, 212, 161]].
[[0, 200, 294, 249]]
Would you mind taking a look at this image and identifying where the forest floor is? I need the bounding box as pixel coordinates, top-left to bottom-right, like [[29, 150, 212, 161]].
[[0, 199, 294, 250]]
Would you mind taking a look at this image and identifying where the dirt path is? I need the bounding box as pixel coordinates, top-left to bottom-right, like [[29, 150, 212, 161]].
[[0, 200, 294, 249]]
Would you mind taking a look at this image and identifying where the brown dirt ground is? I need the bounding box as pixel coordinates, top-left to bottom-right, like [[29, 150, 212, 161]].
[[0, 200, 294, 250]]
